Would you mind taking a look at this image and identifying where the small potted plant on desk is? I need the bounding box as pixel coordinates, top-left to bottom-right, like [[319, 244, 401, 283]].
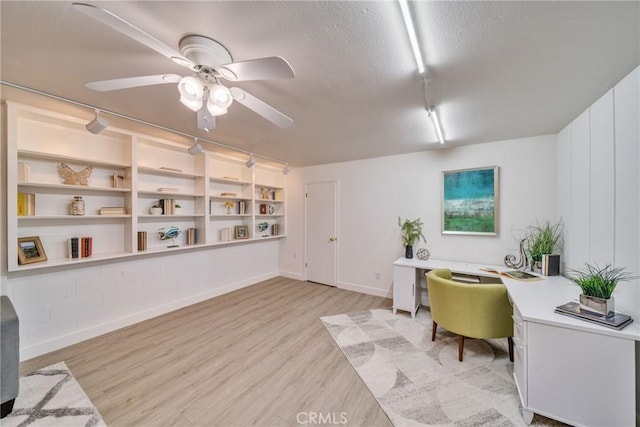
[[398, 217, 426, 259], [568, 263, 636, 317], [524, 219, 563, 274]]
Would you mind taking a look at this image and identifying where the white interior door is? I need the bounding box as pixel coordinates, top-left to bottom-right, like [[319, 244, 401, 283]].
[[305, 181, 337, 286]]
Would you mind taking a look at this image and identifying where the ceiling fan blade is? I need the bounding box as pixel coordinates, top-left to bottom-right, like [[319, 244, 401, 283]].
[[85, 74, 182, 92], [230, 87, 293, 128], [220, 57, 295, 82], [72, 3, 193, 68]]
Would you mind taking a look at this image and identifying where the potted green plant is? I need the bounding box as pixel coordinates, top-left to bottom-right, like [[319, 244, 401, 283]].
[[174, 203, 182, 215], [524, 219, 563, 273], [149, 203, 162, 215], [398, 217, 426, 259], [568, 263, 636, 317]]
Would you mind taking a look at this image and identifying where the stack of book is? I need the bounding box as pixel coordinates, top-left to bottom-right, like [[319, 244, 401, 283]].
[[68, 237, 93, 259], [100, 206, 126, 215], [238, 201, 246, 215], [159, 199, 175, 215], [17, 192, 36, 216], [555, 301, 633, 330]]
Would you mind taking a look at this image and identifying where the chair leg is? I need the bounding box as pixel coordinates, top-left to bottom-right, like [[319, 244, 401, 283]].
[[508, 336, 514, 362], [458, 335, 465, 362], [1, 399, 15, 418], [431, 321, 437, 341]]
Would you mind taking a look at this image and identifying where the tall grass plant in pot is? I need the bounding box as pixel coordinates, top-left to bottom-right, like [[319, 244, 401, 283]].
[[568, 263, 636, 317], [398, 217, 426, 259], [524, 219, 563, 273]]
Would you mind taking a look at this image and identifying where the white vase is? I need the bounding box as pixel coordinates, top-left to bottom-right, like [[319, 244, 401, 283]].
[[174, 207, 182, 215], [149, 207, 162, 215]]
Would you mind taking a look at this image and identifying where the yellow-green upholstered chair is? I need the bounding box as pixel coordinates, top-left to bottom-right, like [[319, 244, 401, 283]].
[[426, 269, 514, 362]]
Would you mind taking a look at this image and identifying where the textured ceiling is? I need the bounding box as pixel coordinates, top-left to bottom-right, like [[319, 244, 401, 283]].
[[1, 1, 638, 167]]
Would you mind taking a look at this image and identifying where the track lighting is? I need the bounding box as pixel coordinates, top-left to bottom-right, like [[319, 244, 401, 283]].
[[86, 109, 108, 134], [282, 162, 290, 175], [427, 106, 445, 144], [188, 138, 204, 155], [245, 153, 256, 168], [398, 0, 424, 74]]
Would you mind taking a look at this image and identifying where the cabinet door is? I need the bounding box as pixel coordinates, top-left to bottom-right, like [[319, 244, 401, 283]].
[[528, 322, 635, 426], [393, 266, 415, 312]]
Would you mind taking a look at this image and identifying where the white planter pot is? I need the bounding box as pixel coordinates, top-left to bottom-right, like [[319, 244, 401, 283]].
[[149, 207, 162, 215]]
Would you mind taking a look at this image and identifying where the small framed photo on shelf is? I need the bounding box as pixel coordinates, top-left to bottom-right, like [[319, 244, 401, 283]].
[[17, 236, 47, 265], [234, 225, 249, 240]]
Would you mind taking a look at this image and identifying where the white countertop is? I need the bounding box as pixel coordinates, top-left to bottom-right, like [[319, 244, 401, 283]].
[[394, 257, 640, 341]]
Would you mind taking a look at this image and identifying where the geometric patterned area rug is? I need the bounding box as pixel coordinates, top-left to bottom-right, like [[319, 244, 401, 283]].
[[2, 361, 106, 427], [321, 309, 561, 427]]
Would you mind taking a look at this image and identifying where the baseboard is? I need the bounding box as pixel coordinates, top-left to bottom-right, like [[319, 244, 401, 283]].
[[20, 271, 279, 360], [337, 280, 393, 299], [279, 270, 305, 281]]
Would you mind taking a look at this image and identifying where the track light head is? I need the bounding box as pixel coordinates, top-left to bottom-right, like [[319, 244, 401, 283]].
[[188, 142, 204, 155], [245, 153, 256, 168], [86, 109, 108, 134], [282, 162, 290, 175]]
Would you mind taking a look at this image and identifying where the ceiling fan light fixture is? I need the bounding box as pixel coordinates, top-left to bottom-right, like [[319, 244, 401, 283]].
[[178, 76, 204, 111], [180, 95, 203, 112], [206, 102, 228, 117], [282, 162, 290, 175], [209, 84, 233, 109]]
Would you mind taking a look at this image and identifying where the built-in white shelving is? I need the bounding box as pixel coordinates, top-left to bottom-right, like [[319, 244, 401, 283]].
[[6, 101, 286, 272]]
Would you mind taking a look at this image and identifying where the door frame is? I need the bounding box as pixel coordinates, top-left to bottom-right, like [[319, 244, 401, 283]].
[[304, 180, 339, 285]]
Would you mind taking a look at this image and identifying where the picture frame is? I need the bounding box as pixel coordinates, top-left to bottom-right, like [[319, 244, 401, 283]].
[[234, 225, 249, 240], [442, 166, 499, 236], [17, 236, 47, 265]]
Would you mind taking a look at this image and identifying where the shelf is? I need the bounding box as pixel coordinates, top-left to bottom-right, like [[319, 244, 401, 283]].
[[255, 198, 284, 203], [18, 149, 131, 168], [210, 196, 252, 201], [255, 214, 285, 218], [18, 182, 131, 193], [138, 166, 203, 179], [18, 215, 130, 220], [138, 190, 204, 197], [209, 214, 252, 218], [13, 250, 134, 271], [138, 214, 205, 219], [210, 176, 252, 185], [255, 183, 284, 190]]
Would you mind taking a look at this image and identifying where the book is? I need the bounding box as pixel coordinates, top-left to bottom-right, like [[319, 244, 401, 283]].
[[17, 192, 35, 216], [159, 166, 182, 172], [479, 268, 543, 282], [18, 162, 31, 182], [69, 237, 79, 259], [555, 301, 633, 330], [220, 192, 237, 197], [157, 187, 179, 193], [112, 173, 125, 188], [100, 206, 126, 215]]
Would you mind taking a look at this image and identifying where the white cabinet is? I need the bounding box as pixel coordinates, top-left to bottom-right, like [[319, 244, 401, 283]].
[[511, 299, 636, 427], [392, 265, 420, 318], [6, 101, 286, 271]]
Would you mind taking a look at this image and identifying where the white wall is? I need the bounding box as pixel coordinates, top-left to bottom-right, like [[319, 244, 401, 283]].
[[558, 66, 640, 317], [5, 237, 280, 361], [281, 135, 558, 297]]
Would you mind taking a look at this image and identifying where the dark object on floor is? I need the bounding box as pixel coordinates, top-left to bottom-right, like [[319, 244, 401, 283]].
[[1, 296, 19, 418]]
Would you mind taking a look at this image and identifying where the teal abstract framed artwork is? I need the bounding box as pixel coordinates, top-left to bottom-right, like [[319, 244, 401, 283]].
[[442, 166, 499, 235]]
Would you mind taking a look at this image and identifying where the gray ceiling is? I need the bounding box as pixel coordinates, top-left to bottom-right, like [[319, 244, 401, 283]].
[[1, 1, 638, 167]]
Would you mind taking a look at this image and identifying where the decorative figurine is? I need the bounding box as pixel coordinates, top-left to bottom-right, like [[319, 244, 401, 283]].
[[59, 163, 93, 186], [504, 238, 527, 269], [416, 248, 430, 261], [158, 226, 181, 248]]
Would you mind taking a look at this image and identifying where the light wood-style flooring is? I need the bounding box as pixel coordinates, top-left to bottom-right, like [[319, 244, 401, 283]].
[[20, 277, 393, 426]]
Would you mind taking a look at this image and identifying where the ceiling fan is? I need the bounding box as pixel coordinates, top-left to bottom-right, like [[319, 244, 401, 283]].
[[72, 3, 295, 131]]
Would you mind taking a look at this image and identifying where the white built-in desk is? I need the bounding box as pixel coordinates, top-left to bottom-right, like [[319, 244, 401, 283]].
[[393, 257, 640, 427]]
